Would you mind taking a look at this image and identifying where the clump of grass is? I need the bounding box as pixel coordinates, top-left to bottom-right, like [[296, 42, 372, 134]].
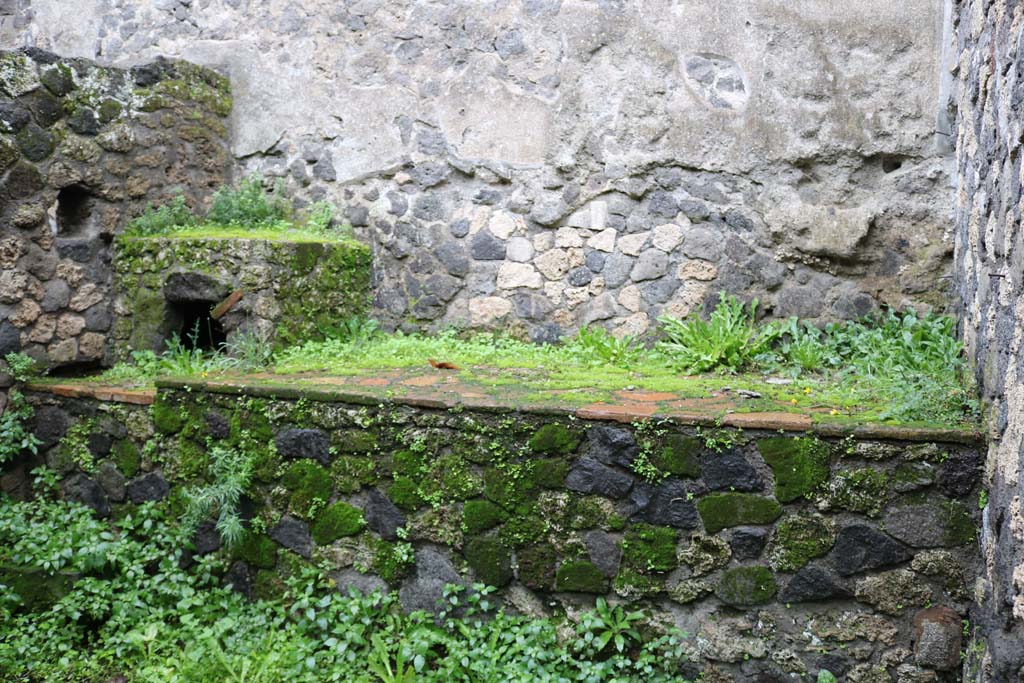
[[207, 175, 290, 228], [127, 193, 197, 236]]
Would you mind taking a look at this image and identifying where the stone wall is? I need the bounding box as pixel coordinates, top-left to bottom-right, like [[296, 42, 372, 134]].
[[3, 1, 955, 339], [19, 384, 984, 682], [0, 48, 232, 376], [950, 1, 1024, 680], [112, 235, 372, 359]]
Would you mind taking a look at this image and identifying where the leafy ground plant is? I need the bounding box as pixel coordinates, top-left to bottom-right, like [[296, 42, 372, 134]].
[[0, 494, 693, 683], [181, 445, 253, 547]]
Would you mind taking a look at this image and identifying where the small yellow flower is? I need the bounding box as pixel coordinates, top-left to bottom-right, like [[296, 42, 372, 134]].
[[790, 398, 798, 405], [829, 409, 839, 415], [201, 371, 208, 378], [803, 387, 812, 394]]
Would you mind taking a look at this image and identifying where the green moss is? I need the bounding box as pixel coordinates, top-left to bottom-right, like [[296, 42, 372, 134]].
[[819, 468, 890, 517], [111, 439, 141, 478], [482, 467, 537, 510], [233, 532, 278, 569], [281, 460, 333, 520], [771, 515, 835, 572], [499, 511, 548, 548], [528, 423, 583, 455], [174, 438, 208, 482], [517, 543, 557, 591], [311, 502, 366, 544], [462, 499, 508, 535], [369, 538, 414, 584], [715, 566, 777, 606], [554, 560, 606, 593], [697, 493, 782, 533], [391, 450, 424, 477], [533, 458, 569, 488], [621, 524, 678, 574], [253, 569, 287, 601], [330, 456, 377, 494], [564, 495, 608, 530], [613, 568, 665, 598], [292, 242, 325, 275], [651, 434, 702, 478], [388, 477, 425, 512], [250, 447, 281, 484], [758, 437, 830, 503], [420, 453, 480, 505], [152, 396, 184, 434], [465, 535, 513, 587], [607, 514, 627, 532], [0, 566, 76, 611], [334, 429, 378, 454], [97, 98, 123, 123], [941, 500, 976, 546]]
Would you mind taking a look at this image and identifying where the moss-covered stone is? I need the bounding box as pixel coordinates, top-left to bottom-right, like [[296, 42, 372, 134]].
[[941, 501, 976, 546], [555, 560, 606, 593], [420, 453, 480, 505], [770, 515, 835, 572], [281, 460, 333, 519], [613, 568, 666, 598], [499, 510, 548, 548], [697, 493, 782, 533], [715, 566, 777, 606], [817, 468, 890, 517], [564, 495, 610, 530], [369, 537, 414, 584], [391, 450, 424, 477], [517, 543, 557, 591], [311, 502, 366, 544], [678, 533, 732, 575], [528, 423, 583, 455], [388, 477, 425, 512], [483, 467, 537, 510], [334, 429, 378, 454], [111, 439, 141, 478], [621, 524, 678, 573], [0, 565, 76, 610], [465, 535, 513, 587], [253, 568, 287, 601], [330, 456, 377, 494], [759, 437, 830, 503], [533, 458, 569, 488], [462, 499, 508, 535], [152, 396, 184, 434], [651, 434, 702, 478], [233, 532, 278, 569]]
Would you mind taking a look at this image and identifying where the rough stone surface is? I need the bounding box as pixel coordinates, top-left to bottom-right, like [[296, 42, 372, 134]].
[[275, 428, 331, 465], [399, 548, 465, 614], [587, 425, 638, 468], [61, 473, 109, 517], [951, 1, 1024, 677], [830, 525, 912, 576], [565, 457, 633, 499], [364, 489, 405, 541], [4, 3, 959, 337], [700, 450, 763, 492], [780, 565, 850, 603], [269, 516, 313, 559], [125, 472, 169, 504]]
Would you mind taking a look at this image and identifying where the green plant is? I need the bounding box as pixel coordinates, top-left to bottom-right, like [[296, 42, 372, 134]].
[[570, 326, 640, 368], [319, 315, 380, 346], [223, 327, 276, 371], [0, 388, 41, 466], [818, 670, 837, 683], [368, 635, 418, 683], [207, 175, 290, 228], [182, 445, 254, 547], [656, 293, 776, 373], [4, 352, 39, 382], [127, 193, 197, 236], [161, 324, 231, 376], [576, 597, 645, 656]]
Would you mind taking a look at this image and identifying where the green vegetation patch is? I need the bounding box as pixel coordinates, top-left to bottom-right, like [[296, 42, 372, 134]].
[[233, 532, 278, 569], [771, 515, 835, 572], [464, 535, 513, 587], [697, 493, 782, 534], [462, 499, 508, 535], [281, 460, 333, 520], [715, 566, 777, 606], [650, 434, 702, 478], [330, 456, 377, 494], [818, 468, 891, 517], [554, 560, 607, 593], [311, 502, 366, 544], [517, 543, 557, 591], [621, 524, 678, 574], [759, 437, 831, 503], [528, 423, 583, 455]]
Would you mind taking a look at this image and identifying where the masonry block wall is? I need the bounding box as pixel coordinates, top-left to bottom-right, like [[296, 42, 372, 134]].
[[3, 1, 956, 338], [0, 48, 231, 381], [951, 1, 1024, 680], [15, 384, 985, 682]]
